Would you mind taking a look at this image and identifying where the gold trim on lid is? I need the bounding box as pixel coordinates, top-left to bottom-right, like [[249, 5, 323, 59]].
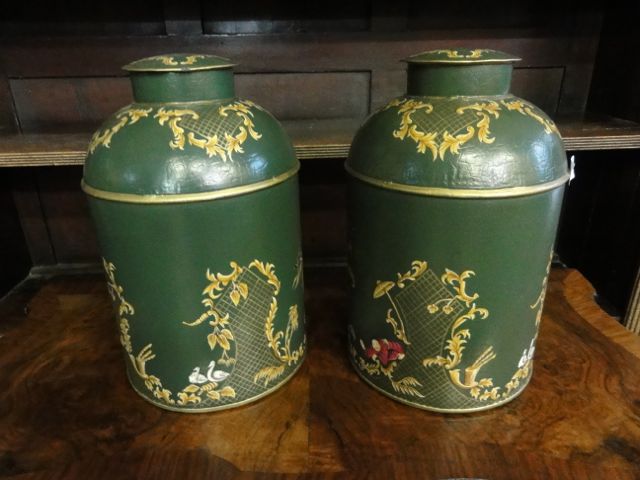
[[82, 165, 299, 204], [405, 48, 521, 65], [123, 54, 237, 73], [345, 164, 569, 198]]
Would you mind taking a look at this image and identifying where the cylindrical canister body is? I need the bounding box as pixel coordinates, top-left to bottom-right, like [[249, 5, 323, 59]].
[[346, 49, 569, 412], [83, 54, 306, 412]]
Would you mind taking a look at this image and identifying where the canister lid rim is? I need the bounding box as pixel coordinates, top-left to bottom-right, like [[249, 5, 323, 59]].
[[82, 164, 299, 204], [123, 54, 236, 72], [345, 165, 569, 199], [404, 48, 521, 65]]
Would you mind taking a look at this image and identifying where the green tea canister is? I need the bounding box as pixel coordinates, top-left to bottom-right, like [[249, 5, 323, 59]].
[[346, 49, 568, 412], [83, 54, 306, 412]]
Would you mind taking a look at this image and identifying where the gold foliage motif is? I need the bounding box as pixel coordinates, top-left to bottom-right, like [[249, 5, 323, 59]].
[[371, 261, 428, 345], [387, 99, 438, 158], [385, 97, 558, 161], [352, 257, 541, 406], [396, 260, 428, 288], [433, 49, 488, 59], [152, 55, 206, 66], [417, 265, 495, 399], [350, 338, 424, 399], [503, 361, 531, 397], [255, 303, 306, 387], [422, 266, 494, 401], [386, 99, 501, 160], [390, 375, 424, 398], [104, 256, 302, 408], [248, 260, 281, 295], [253, 365, 286, 388], [104, 258, 241, 407], [155, 100, 262, 161], [501, 100, 560, 135], [456, 102, 501, 144], [176, 382, 236, 406], [422, 263, 540, 402], [103, 259, 176, 405], [89, 101, 263, 161], [531, 249, 553, 327], [154, 108, 200, 150], [186, 262, 246, 366], [187, 259, 303, 391], [292, 250, 304, 289], [89, 108, 152, 153], [349, 261, 438, 398]]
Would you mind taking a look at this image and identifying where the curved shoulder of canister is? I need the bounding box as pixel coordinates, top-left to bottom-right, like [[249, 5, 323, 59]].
[[83, 99, 297, 195], [346, 95, 568, 190]]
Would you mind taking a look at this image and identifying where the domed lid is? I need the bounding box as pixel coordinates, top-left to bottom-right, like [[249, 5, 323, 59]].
[[346, 95, 568, 198], [83, 53, 299, 204], [83, 99, 298, 203], [123, 54, 236, 72], [405, 48, 521, 65]]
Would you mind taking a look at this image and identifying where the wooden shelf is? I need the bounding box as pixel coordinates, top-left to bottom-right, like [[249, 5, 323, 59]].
[[1, 115, 639, 168], [1, 267, 640, 478]]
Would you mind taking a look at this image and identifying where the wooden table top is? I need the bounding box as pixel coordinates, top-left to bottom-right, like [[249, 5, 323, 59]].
[[1, 267, 640, 479]]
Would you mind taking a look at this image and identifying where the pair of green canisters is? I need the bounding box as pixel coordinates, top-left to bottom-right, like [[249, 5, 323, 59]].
[[83, 49, 567, 413]]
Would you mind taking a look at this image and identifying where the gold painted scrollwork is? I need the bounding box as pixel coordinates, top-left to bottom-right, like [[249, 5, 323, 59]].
[[292, 249, 304, 289], [350, 335, 424, 398], [104, 257, 304, 408], [88, 100, 263, 160], [104, 259, 176, 405], [351, 258, 546, 406], [531, 249, 553, 326], [423, 263, 544, 402], [384, 96, 559, 161], [433, 49, 488, 59], [154, 100, 262, 161], [422, 268, 496, 401], [89, 108, 153, 154], [372, 260, 428, 345], [153, 55, 206, 66], [351, 261, 436, 398], [254, 304, 306, 387], [385, 99, 501, 161], [501, 99, 560, 135], [154, 108, 200, 150]]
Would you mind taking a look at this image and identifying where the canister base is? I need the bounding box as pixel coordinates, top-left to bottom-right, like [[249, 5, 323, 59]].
[[350, 359, 531, 414], [126, 359, 305, 413]]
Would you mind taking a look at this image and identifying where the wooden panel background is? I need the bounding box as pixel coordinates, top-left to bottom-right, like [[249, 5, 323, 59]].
[[557, 150, 640, 316], [7, 1, 636, 315]]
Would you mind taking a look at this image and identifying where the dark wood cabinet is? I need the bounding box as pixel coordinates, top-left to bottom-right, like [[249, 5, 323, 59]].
[[1, 2, 639, 316], [2, 3, 640, 478]]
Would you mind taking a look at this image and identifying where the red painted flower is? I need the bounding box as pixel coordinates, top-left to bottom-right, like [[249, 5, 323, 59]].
[[365, 339, 405, 366]]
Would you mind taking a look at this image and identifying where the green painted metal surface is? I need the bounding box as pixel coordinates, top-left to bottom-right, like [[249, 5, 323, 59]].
[[346, 49, 567, 412], [83, 55, 305, 412]]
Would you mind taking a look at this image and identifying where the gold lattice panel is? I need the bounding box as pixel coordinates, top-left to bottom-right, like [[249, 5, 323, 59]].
[[393, 270, 483, 409], [180, 106, 245, 150], [412, 99, 479, 137], [199, 268, 277, 407]]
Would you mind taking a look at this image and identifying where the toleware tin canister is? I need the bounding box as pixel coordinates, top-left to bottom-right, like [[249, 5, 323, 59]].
[[346, 49, 569, 412], [83, 54, 306, 412]]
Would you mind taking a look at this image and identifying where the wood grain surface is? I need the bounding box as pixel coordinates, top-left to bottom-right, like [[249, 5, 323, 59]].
[[1, 267, 640, 479]]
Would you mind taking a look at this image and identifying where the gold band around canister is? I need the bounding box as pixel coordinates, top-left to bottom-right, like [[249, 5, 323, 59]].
[[345, 164, 569, 199], [82, 164, 300, 204]]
